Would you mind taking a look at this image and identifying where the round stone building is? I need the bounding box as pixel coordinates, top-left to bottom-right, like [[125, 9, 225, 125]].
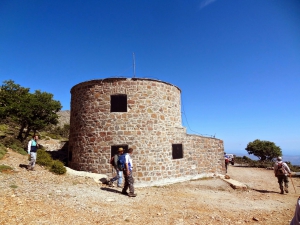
[[68, 78, 224, 186]]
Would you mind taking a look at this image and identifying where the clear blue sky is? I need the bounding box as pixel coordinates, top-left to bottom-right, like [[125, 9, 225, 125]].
[[1, 0, 299, 157]]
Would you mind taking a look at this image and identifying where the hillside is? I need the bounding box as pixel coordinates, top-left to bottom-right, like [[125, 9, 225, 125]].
[[1, 148, 299, 225], [57, 110, 70, 127]]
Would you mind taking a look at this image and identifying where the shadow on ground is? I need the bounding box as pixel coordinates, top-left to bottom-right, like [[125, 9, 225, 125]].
[[251, 188, 279, 194], [46, 142, 68, 165], [19, 164, 29, 169], [100, 187, 122, 194]]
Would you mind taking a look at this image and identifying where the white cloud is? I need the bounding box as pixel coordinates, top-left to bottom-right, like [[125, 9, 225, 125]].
[[199, 0, 217, 10]]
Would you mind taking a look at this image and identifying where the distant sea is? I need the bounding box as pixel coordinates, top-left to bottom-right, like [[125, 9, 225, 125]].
[[232, 153, 300, 166]]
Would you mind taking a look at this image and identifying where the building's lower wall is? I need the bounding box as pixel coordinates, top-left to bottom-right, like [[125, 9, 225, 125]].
[[68, 129, 225, 186]]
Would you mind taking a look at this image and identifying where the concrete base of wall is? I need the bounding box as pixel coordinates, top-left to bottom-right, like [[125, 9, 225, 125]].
[[134, 173, 220, 188], [66, 166, 225, 188]]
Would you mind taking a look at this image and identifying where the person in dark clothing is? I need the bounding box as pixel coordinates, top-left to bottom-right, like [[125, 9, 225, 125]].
[[121, 148, 136, 197]]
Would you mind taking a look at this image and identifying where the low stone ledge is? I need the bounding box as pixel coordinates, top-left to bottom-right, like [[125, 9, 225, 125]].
[[220, 175, 248, 190], [66, 167, 107, 184]]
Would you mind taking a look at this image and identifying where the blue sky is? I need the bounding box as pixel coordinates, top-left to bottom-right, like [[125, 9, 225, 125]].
[[1, 0, 299, 159]]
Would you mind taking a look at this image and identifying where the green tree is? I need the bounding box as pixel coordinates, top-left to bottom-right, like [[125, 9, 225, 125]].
[[245, 139, 282, 161], [0, 80, 62, 142]]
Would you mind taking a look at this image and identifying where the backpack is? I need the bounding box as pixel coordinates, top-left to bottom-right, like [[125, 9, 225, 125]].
[[117, 154, 126, 170], [110, 156, 115, 166], [110, 155, 117, 167], [276, 162, 285, 175]]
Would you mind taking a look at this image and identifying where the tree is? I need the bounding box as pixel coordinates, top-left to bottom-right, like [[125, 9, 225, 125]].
[[245, 139, 282, 161], [0, 80, 62, 142]]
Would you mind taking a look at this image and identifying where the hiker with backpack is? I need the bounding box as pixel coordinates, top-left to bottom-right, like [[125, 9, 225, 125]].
[[120, 148, 136, 197], [274, 156, 291, 194], [108, 147, 124, 188]]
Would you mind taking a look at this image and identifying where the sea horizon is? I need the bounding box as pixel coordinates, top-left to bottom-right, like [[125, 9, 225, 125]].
[[230, 152, 300, 166]]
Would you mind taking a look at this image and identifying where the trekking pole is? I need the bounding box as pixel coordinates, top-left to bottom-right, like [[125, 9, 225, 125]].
[[290, 173, 297, 194]]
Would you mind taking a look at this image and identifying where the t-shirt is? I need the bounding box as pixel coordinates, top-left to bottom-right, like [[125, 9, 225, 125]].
[[125, 153, 133, 171]]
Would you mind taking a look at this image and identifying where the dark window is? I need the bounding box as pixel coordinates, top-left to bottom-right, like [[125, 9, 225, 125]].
[[111, 94, 127, 112], [111, 145, 128, 157], [172, 144, 183, 159]]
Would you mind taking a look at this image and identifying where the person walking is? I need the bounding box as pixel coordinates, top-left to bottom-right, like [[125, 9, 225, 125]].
[[274, 156, 291, 194], [121, 148, 136, 197], [108, 147, 124, 188], [27, 135, 39, 171], [224, 152, 229, 173]]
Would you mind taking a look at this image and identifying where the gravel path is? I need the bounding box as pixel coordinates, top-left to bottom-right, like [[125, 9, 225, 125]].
[[1, 149, 299, 225]]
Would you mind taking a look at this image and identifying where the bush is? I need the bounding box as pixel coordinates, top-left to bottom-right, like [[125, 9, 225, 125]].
[[0, 124, 8, 133], [248, 160, 274, 168], [0, 164, 13, 172], [50, 160, 66, 174], [10, 144, 27, 155], [36, 149, 66, 175], [36, 149, 53, 168], [0, 144, 7, 160], [286, 162, 300, 172], [0, 137, 27, 155]]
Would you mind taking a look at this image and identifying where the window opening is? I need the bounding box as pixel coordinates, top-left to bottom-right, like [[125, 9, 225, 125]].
[[172, 144, 183, 159], [111, 94, 127, 112]]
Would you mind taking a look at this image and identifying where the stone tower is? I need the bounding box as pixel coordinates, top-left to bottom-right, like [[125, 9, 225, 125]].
[[68, 78, 224, 186]]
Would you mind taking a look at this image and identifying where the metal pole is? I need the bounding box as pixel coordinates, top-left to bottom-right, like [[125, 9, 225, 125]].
[[133, 52, 136, 78], [290, 173, 297, 193]]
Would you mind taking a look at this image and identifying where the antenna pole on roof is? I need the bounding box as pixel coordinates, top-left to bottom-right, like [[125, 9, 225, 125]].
[[133, 52, 136, 78]]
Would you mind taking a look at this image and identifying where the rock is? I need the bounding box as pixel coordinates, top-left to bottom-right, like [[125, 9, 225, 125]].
[[252, 217, 259, 221]]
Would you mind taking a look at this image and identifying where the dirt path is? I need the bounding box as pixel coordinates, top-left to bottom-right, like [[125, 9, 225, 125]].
[[0, 149, 299, 225]]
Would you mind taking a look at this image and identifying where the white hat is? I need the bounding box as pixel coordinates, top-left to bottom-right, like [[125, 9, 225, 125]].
[[277, 156, 282, 161]]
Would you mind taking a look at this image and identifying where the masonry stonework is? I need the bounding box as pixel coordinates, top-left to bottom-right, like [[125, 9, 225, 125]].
[[68, 78, 224, 186]]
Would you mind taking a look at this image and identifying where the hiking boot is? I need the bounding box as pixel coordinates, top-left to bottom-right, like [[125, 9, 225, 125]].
[[280, 187, 284, 194], [121, 191, 128, 195], [108, 181, 114, 187], [117, 185, 122, 188], [285, 187, 289, 193], [128, 193, 137, 197]]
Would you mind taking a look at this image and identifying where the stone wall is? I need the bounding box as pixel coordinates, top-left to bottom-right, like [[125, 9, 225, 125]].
[[68, 78, 224, 186]]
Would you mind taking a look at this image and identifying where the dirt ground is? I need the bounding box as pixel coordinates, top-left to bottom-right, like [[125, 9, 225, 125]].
[[1, 149, 299, 225]]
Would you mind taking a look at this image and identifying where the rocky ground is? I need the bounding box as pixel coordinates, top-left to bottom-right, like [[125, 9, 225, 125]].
[[0, 149, 299, 225]]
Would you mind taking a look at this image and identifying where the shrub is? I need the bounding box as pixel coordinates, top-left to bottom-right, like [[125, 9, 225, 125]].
[[234, 156, 253, 165], [36, 150, 66, 175], [248, 160, 274, 168], [0, 144, 7, 160], [47, 133, 61, 140], [36, 149, 53, 168], [10, 144, 27, 155], [50, 160, 66, 174], [0, 164, 13, 172], [286, 162, 300, 172], [1, 137, 27, 155]]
